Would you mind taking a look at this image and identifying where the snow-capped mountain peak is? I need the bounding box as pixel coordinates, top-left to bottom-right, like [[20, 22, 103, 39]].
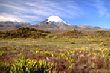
[[47, 16, 66, 23]]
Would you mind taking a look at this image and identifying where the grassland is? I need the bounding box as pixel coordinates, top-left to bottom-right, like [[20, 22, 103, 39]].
[[0, 28, 110, 73], [0, 36, 110, 73]]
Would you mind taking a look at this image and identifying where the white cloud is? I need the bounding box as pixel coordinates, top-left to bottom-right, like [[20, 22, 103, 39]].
[[0, 13, 24, 22], [0, 0, 82, 23], [0, 2, 26, 11], [25, 2, 36, 7]]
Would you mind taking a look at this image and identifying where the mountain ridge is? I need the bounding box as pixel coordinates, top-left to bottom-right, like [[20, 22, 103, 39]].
[[0, 21, 30, 31], [0, 16, 105, 31]]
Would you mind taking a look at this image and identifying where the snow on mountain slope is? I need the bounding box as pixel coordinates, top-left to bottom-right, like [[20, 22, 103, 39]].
[[47, 16, 66, 23], [33, 15, 74, 31]]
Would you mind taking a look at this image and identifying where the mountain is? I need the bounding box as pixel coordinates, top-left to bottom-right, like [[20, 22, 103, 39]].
[[0, 21, 30, 31], [33, 16, 73, 31], [0, 16, 103, 32], [33, 16, 103, 32], [78, 25, 102, 31]]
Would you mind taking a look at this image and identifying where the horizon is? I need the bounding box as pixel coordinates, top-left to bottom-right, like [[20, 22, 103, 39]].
[[0, 0, 110, 28]]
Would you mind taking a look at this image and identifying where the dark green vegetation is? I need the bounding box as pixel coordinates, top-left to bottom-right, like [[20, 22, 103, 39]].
[[0, 28, 50, 38], [0, 27, 110, 73]]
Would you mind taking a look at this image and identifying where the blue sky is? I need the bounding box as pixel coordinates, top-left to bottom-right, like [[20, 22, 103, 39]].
[[0, 0, 110, 28]]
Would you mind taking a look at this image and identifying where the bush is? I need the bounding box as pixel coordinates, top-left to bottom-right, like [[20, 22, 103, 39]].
[[0, 27, 51, 38]]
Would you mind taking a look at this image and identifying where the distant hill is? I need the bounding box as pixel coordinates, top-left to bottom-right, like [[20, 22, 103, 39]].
[[0, 27, 110, 38], [77, 25, 102, 31], [0, 21, 30, 31]]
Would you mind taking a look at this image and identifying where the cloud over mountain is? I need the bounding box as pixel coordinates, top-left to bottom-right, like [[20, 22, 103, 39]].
[[0, 0, 81, 23]]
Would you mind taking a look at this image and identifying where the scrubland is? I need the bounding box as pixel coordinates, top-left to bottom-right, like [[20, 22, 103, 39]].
[[0, 28, 110, 73]]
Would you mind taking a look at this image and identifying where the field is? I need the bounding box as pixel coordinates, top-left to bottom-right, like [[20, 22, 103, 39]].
[[0, 35, 110, 73]]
